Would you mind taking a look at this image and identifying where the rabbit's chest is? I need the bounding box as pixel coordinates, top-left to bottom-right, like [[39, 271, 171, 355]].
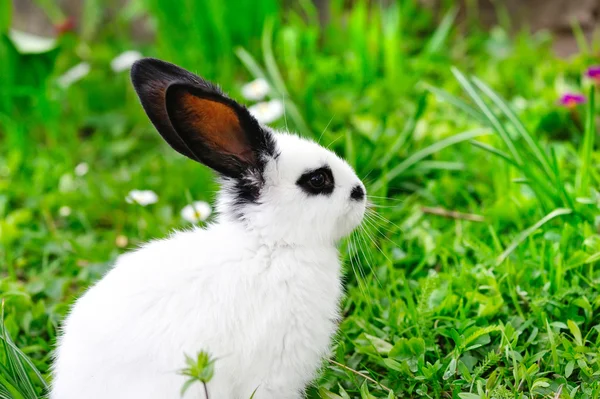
[[232, 247, 342, 371]]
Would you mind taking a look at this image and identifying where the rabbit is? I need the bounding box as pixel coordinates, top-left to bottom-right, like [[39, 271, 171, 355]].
[[50, 58, 367, 399]]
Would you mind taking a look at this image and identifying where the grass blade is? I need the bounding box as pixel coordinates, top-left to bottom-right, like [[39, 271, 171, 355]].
[[379, 93, 428, 167], [496, 208, 572, 265], [261, 19, 312, 137], [422, 7, 458, 55], [451, 67, 522, 165], [372, 128, 490, 192], [1, 301, 48, 397], [575, 86, 596, 196], [470, 140, 519, 167], [0, 372, 25, 399], [471, 77, 554, 179], [424, 83, 487, 124], [236, 45, 311, 137], [235, 47, 269, 82]]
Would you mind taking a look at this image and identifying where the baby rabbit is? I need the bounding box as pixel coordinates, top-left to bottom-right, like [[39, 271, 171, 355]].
[[51, 58, 366, 399]]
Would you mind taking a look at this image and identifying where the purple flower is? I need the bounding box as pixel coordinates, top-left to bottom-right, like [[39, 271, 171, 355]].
[[559, 93, 586, 108], [585, 66, 600, 81]]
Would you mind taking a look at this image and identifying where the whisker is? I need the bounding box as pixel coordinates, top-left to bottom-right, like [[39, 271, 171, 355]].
[[364, 214, 398, 237], [364, 215, 400, 248], [282, 94, 288, 132], [353, 231, 373, 296], [369, 202, 400, 209], [326, 134, 344, 149], [362, 169, 375, 182], [356, 223, 383, 288], [318, 114, 336, 145], [361, 218, 396, 265], [367, 195, 405, 202], [347, 232, 368, 297], [366, 209, 404, 232]]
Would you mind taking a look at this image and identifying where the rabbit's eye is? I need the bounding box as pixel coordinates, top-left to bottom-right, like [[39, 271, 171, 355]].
[[297, 166, 335, 195], [309, 172, 326, 188]]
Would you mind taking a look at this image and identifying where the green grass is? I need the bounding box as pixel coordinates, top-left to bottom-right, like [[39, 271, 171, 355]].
[[1, 0, 600, 398]]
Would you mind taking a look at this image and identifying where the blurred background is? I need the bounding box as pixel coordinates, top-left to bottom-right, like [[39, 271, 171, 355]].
[[2, 0, 600, 398], [11, 0, 600, 56]]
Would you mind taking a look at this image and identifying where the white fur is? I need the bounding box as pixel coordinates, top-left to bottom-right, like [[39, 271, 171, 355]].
[[51, 133, 365, 399]]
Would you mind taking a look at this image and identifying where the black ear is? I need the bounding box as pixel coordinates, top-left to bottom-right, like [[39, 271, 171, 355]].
[[130, 58, 275, 178]]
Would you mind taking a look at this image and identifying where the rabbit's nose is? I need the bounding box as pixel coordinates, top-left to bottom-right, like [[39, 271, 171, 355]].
[[350, 185, 365, 201]]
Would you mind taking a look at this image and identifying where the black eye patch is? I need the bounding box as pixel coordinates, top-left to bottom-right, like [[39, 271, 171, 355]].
[[296, 166, 335, 196]]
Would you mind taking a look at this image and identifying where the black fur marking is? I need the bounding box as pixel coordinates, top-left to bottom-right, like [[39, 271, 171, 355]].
[[130, 57, 276, 178], [296, 166, 335, 196], [131, 57, 278, 219], [130, 58, 223, 163], [350, 185, 364, 201]]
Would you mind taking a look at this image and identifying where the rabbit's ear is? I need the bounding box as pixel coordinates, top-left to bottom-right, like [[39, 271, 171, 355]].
[[131, 58, 274, 178]]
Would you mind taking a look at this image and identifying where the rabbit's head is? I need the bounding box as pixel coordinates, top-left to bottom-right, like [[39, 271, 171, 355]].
[[131, 58, 365, 246]]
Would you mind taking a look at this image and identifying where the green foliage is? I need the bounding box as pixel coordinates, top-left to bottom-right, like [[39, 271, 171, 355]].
[[145, 0, 280, 81], [2, 0, 600, 398], [0, 301, 49, 398], [178, 351, 216, 397]]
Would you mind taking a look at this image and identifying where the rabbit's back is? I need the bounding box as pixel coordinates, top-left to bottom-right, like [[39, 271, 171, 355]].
[[51, 222, 342, 399]]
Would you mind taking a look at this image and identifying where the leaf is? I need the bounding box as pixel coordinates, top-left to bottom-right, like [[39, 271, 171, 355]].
[[567, 320, 583, 346], [532, 379, 550, 390], [389, 339, 410, 360], [363, 334, 393, 355], [383, 358, 404, 372], [179, 379, 195, 397], [458, 360, 472, 382], [407, 337, 426, 357], [389, 337, 425, 360], [249, 387, 259, 399], [460, 326, 501, 352], [318, 388, 345, 399], [337, 384, 351, 399], [565, 361, 575, 378], [359, 382, 376, 399], [443, 358, 457, 380], [458, 394, 482, 399]]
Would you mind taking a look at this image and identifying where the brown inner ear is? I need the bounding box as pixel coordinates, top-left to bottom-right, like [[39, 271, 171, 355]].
[[179, 92, 255, 164]]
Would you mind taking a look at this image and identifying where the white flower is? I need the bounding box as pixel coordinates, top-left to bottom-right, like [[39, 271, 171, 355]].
[[115, 235, 128, 248], [74, 162, 89, 176], [248, 99, 284, 124], [511, 96, 528, 110], [110, 50, 143, 73], [126, 190, 158, 206], [8, 29, 56, 54], [181, 201, 212, 223], [58, 62, 91, 88], [59, 206, 72, 217], [241, 78, 270, 101]]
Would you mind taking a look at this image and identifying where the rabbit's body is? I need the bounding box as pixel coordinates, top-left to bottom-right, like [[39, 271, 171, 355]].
[[51, 59, 366, 398], [52, 222, 342, 399]]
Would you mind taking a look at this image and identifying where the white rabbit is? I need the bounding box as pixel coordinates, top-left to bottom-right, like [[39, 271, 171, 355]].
[[50, 58, 366, 399]]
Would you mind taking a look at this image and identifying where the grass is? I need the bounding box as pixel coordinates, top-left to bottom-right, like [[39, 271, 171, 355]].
[[1, 0, 600, 398]]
